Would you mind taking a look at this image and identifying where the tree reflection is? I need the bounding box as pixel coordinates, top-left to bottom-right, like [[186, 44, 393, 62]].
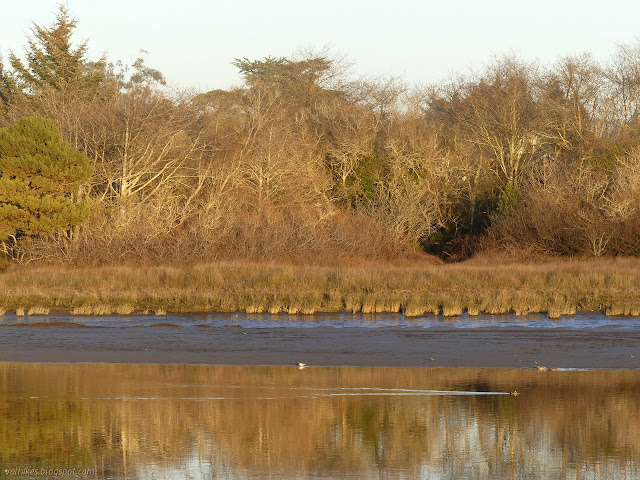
[[0, 363, 639, 479]]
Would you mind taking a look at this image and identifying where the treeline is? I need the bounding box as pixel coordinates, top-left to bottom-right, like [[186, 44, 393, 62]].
[[0, 7, 639, 264]]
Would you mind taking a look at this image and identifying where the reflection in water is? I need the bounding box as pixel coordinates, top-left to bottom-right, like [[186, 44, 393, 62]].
[[1, 363, 639, 479]]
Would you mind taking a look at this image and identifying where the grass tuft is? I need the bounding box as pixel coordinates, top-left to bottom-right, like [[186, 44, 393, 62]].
[[27, 306, 50, 315]]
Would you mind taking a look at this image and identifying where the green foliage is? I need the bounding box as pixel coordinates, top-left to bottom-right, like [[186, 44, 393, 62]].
[[423, 228, 456, 255], [582, 144, 621, 174], [0, 117, 93, 241], [233, 56, 334, 104], [496, 183, 521, 215], [353, 153, 383, 199], [233, 56, 331, 88], [332, 152, 385, 207]]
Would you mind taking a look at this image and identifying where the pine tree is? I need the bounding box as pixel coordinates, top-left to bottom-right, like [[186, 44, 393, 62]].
[[0, 117, 93, 246], [0, 54, 19, 106], [232, 56, 333, 105], [8, 5, 106, 96]]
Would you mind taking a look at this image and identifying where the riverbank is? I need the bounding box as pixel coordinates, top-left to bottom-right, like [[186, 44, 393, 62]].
[[0, 256, 639, 318]]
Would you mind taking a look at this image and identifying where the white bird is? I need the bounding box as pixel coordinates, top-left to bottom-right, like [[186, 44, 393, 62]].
[[535, 361, 548, 372]]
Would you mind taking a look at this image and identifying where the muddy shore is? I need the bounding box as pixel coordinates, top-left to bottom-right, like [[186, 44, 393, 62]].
[[1, 316, 639, 368]]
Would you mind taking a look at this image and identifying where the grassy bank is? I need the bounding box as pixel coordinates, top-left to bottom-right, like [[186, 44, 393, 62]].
[[0, 257, 639, 318]]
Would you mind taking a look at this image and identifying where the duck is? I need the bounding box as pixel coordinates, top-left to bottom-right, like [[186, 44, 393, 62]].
[[297, 362, 306, 369], [511, 391, 519, 397]]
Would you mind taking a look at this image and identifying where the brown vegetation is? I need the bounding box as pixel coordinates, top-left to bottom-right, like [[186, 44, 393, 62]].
[[0, 8, 639, 265], [0, 257, 638, 316]]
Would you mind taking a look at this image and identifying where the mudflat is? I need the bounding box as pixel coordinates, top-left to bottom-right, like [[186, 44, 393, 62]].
[[1, 314, 639, 368]]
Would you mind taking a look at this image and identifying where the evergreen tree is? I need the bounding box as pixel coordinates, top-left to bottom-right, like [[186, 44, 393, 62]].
[[233, 56, 334, 104], [8, 5, 106, 96], [0, 54, 18, 106], [0, 117, 93, 245]]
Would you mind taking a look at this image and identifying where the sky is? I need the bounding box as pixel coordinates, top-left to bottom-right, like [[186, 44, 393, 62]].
[[2, 0, 640, 93]]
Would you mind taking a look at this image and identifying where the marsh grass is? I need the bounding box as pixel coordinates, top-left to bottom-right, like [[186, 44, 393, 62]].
[[27, 306, 50, 316], [606, 304, 640, 317], [71, 305, 113, 315], [1, 257, 639, 318]]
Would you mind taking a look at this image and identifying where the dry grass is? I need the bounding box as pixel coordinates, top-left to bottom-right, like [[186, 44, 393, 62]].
[[0, 256, 639, 318], [27, 306, 50, 316]]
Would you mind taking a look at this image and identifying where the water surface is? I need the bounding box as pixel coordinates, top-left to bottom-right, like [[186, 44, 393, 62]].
[[1, 363, 639, 479], [1, 310, 637, 329]]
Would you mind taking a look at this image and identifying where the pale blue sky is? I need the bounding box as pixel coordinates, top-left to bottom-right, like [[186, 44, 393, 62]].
[[2, 0, 639, 92]]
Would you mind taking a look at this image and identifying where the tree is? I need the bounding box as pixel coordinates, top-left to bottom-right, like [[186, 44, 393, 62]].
[[0, 54, 18, 107], [8, 5, 106, 96], [428, 57, 557, 187], [0, 5, 117, 184], [0, 117, 93, 255], [232, 56, 333, 105]]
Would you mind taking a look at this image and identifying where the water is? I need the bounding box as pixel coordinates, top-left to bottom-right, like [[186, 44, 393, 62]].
[[1, 363, 639, 479], [2, 313, 640, 478], [0, 310, 637, 330]]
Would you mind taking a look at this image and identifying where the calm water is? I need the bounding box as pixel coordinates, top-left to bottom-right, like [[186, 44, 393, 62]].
[[2, 363, 640, 480], [1, 310, 637, 329]]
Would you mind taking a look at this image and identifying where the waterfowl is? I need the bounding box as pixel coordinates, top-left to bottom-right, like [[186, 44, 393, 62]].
[[511, 391, 519, 397], [297, 362, 306, 369]]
